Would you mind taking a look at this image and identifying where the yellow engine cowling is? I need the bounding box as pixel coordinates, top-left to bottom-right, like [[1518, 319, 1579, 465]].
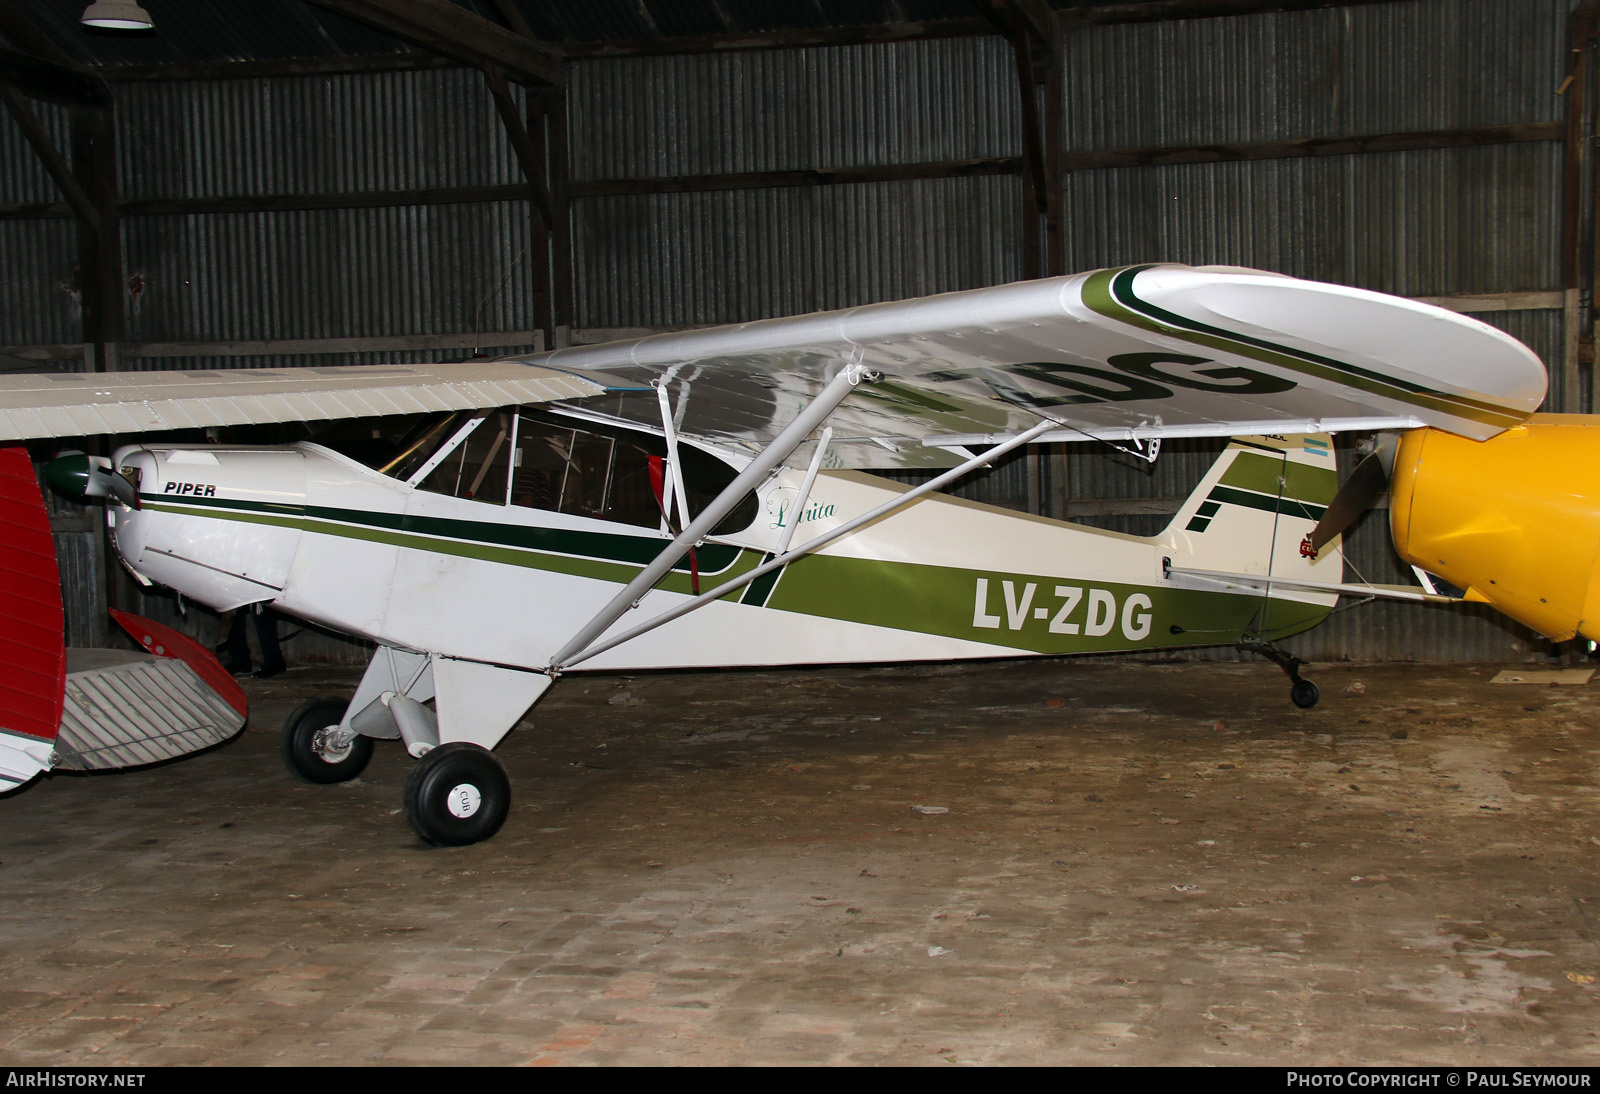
[[1389, 413, 1600, 642]]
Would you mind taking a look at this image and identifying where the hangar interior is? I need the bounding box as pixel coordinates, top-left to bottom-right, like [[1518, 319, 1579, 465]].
[[0, 0, 1588, 665], [8, 1, 1600, 1069]]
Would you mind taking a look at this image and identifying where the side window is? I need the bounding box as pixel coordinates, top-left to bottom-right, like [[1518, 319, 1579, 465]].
[[510, 418, 573, 512], [511, 411, 757, 535], [559, 432, 615, 518], [416, 411, 513, 504]]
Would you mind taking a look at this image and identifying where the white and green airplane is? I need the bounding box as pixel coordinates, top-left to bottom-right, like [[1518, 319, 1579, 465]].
[[0, 264, 1561, 846]]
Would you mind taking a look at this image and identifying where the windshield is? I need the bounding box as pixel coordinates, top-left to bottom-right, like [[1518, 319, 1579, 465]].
[[309, 412, 467, 480]]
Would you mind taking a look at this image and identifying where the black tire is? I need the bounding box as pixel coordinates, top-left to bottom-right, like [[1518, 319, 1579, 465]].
[[1291, 679, 1320, 710], [402, 742, 511, 847], [281, 696, 372, 784]]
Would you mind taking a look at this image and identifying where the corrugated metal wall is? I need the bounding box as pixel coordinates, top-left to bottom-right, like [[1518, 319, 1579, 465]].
[[119, 205, 536, 345], [115, 69, 526, 197], [568, 38, 1021, 178], [573, 178, 1021, 326], [567, 36, 1024, 324], [0, 0, 1581, 665], [1048, 0, 1573, 663]]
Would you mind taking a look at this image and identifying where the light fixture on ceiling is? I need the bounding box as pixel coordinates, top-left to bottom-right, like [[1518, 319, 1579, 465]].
[[81, 1, 155, 30]]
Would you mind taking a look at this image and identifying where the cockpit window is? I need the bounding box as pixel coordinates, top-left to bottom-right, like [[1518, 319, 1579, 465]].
[[309, 412, 463, 479], [317, 407, 757, 536], [512, 411, 757, 536], [416, 410, 513, 504]]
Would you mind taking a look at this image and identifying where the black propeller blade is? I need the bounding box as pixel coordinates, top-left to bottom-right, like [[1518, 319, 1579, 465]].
[[1308, 447, 1391, 552]]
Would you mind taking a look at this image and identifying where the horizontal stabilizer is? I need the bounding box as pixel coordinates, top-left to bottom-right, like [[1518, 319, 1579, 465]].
[[112, 609, 247, 718]]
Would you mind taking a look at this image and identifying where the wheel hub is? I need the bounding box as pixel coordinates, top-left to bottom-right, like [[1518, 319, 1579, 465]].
[[311, 726, 352, 764], [446, 783, 481, 818]]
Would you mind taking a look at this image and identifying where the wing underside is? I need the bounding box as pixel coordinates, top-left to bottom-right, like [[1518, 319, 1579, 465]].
[[534, 265, 1548, 468], [0, 266, 1547, 470]]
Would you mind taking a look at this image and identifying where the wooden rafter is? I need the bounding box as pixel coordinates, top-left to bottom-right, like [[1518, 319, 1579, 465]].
[[481, 65, 552, 227], [0, 46, 111, 108], [306, 0, 563, 86], [0, 87, 99, 231]]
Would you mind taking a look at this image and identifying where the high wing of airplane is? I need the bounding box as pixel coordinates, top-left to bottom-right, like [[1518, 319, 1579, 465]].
[[0, 263, 1572, 847]]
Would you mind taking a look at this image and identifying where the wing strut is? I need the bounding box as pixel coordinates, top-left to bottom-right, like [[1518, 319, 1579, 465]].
[[552, 416, 1059, 672], [653, 379, 693, 533], [548, 362, 873, 670]]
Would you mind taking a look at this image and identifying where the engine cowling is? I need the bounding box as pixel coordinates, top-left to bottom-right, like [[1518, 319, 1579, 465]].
[[1389, 414, 1600, 642]]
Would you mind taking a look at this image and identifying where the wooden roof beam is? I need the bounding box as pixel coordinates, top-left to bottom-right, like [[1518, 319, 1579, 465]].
[[0, 87, 99, 231], [1060, 0, 1413, 26], [306, 0, 562, 86], [0, 45, 111, 108]]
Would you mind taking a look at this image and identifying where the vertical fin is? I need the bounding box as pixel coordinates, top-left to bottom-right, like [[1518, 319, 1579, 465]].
[[1161, 435, 1344, 629]]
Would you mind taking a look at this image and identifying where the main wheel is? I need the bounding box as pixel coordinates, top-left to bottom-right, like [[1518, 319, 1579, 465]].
[[1290, 679, 1321, 709], [281, 696, 372, 784], [403, 742, 511, 847]]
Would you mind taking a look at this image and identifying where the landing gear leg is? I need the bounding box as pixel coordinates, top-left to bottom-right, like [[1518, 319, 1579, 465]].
[[1239, 641, 1320, 709], [393, 657, 553, 846]]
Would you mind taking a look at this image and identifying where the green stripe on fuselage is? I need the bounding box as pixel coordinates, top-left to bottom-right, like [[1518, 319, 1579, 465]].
[[143, 495, 753, 597], [147, 493, 1330, 653], [767, 554, 1329, 654], [1206, 485, 1326, 522]]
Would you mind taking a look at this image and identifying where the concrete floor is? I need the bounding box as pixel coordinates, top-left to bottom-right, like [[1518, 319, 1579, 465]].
[[1, 657, 1599, 1066]]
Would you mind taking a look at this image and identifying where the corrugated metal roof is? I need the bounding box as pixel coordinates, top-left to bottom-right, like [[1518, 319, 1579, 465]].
[[14, 0, 418, 68], [9, 0, 991, 67]]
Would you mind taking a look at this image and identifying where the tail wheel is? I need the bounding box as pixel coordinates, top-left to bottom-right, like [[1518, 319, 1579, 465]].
[[281, 696, 372, 784], [1291, 679, 1321, 709], [403, 742, 511, 846]]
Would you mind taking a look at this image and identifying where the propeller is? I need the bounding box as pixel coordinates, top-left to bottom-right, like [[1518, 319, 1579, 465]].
[[1307, 435, 1398, 552], [43, 452, 140, 509]]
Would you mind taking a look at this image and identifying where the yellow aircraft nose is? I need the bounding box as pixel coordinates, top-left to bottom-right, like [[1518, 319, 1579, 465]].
[[1390, 414, 1600, 642]]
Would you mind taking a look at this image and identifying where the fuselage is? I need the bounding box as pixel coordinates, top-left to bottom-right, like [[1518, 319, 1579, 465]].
[[106, 410, 1340, 673]]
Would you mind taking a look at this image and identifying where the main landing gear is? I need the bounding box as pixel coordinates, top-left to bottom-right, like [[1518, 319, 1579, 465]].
[[280, 650, 551, 846], [1239, 641, 1320, 709], [280, 701, 511, 846]]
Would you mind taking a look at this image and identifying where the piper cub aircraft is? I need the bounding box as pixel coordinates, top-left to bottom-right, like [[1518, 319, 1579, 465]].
[[0, 263, 1576, 846]]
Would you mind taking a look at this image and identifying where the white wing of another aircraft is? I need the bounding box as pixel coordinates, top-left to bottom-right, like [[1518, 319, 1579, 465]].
[[0, 360, 609, 442], [0, 265, 1547, 462]]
